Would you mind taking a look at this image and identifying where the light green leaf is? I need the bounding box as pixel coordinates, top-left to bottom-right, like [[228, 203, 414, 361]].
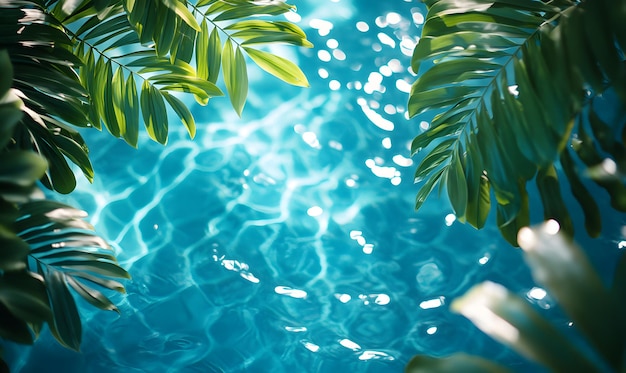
[[123, 73, 139, 147], [212, 3, 293, 22], [111, 66, 126, 138], [91, 55, 107, 129], [243, 47, 309, 87], [225, 20, 308, 39], [140, 80, 168, 144], [163, 0, 200, 31], [150, 73, 223, 96], [223, 39, 248, 116], [162, 91, 196, 139], [196, 20, 210, 80]]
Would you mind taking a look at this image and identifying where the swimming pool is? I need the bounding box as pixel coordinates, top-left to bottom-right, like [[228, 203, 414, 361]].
[[4, 0, 625, 372]]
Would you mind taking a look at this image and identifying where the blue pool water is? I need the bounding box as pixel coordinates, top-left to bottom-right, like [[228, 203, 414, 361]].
[[4, 0, 625, 372]]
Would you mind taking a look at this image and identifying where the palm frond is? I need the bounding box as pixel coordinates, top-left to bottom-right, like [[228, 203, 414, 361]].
[[62, 0, 310, 146], [409, 0, 626, 244], [195, 0, 311, 115], [1, 24, 127, 356], [1, 1, 93, 194], [15, 200, 130, 350], [1, 0, 310, 188]]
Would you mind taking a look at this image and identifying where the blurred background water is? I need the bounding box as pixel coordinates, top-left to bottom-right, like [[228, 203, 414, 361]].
[[4, 0, 625, 372]]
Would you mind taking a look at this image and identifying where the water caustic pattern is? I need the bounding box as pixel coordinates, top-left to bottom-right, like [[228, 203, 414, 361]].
[[8, 0, 610, 372]]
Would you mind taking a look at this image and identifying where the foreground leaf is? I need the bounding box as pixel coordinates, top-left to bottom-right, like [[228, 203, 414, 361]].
[[406, 353, 512, 373], [517, 222, 623, 370], [451, 281, 598, 372]]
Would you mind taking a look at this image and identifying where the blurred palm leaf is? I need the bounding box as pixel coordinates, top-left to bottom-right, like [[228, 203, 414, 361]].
[[407, 222, 626, 372], [409, 0, 626, 244]]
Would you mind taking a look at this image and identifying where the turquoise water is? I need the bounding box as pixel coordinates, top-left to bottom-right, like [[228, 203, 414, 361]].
[[4, 1, 625, 372]]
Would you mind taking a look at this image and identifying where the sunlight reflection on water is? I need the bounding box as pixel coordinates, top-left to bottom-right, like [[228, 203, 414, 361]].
[[8, 1, 613, 373]]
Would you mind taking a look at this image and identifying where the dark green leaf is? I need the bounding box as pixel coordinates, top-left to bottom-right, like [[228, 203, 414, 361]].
[[415, 168, 446, 211], [154, 3, 178, 58], [559, 150, 601, 237], [0, 226, 29, 271], [55, 260, 131, 279], [53, 134, 94, 184], [406, 353, 512, 373], [43, 269, 81, 351], [0, 50, 13, 96], [207, 26, 222, 84], [0, 271, 51, 323], [0, 302, 34, 345], [0, 151, 48, 188], [535, 165, 574, 237], [496, 182, 528, 246], [67, 271, 126, 293], [446, 148, 467, 220], [464, 138, 490, 229], [169, 18, 197, 63], [66, 276, 119, 314]]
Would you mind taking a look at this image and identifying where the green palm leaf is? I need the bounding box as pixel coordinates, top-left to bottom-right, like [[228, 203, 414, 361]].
[[15, 200, 130, 350], [199, 0, 312, 108], [223, 38, 248, 116], [409, 0, 626, 244], [1, 2, 93, 194], [2, 0, 310, 175]]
